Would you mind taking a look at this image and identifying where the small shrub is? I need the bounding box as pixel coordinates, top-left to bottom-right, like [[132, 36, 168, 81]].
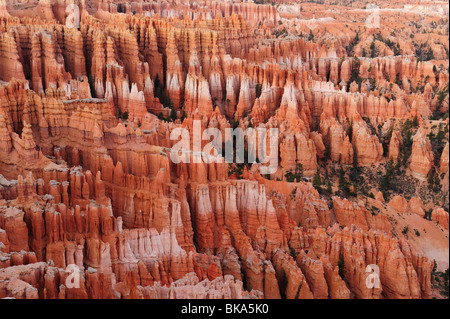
[[280, 269, 288, 299]]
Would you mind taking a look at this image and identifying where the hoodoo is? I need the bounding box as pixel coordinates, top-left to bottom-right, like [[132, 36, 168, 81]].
[[0, 0, 448, 300]]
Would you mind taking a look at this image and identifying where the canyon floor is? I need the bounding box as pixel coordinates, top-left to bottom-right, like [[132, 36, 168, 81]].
[[0, 0, 449, 299]]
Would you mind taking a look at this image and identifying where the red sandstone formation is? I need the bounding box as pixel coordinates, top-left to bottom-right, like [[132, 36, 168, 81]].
[[0, 0, 448, 300], [409, 129, 434, 180], [432, 208, 449, 230]]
